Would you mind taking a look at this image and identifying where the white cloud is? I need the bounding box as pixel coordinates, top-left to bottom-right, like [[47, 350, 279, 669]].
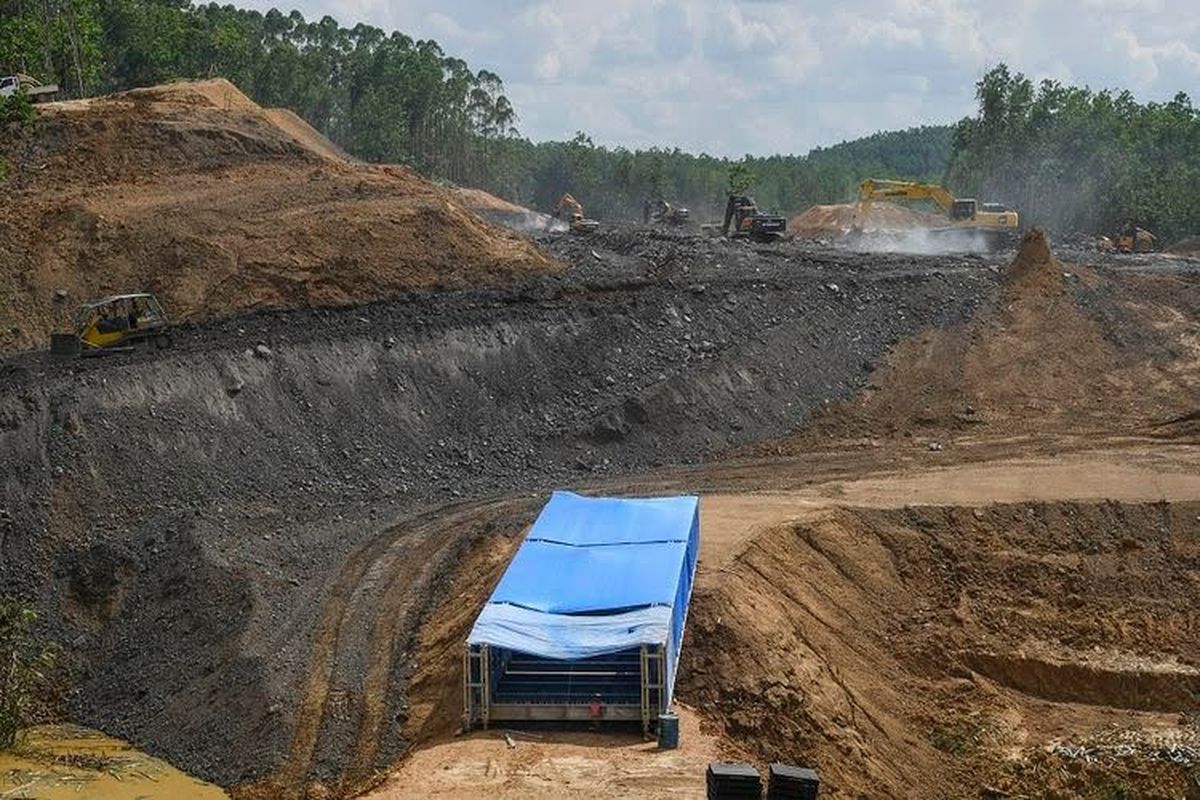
[[234, 0, 1200, 156]]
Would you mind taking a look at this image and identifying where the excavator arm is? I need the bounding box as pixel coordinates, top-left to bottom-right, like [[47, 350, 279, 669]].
[[553, 193, 584, 220], [857, 179, 956, 213]]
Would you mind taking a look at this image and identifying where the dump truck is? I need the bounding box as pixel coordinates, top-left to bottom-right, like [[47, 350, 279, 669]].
[[722, 194, 786, 241], [50, 293, 172, 357], [0, 74, 60, 102]]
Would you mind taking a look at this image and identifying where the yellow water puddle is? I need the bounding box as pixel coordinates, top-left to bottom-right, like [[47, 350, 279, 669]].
[[0, 724, 227, 799]]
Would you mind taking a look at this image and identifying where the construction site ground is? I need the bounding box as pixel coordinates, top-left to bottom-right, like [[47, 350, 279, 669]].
[[3, 81, 1200, 800]]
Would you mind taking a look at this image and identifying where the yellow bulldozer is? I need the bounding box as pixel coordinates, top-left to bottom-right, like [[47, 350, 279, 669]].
[[857, 179, 1019, 249], [50, 293, 171, 357]]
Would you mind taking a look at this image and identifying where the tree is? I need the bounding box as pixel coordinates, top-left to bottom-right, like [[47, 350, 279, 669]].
[[0, 597, 58, 750]]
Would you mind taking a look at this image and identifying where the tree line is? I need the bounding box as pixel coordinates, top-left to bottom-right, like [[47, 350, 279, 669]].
[[949, 64, 1200, 242], [0, 0, 948, 219], [3, 1, 1197, 238], [485, 126, 952, 222]]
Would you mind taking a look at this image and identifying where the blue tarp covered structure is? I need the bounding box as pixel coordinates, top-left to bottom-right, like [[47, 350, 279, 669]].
[[466, 491, 700, 729]]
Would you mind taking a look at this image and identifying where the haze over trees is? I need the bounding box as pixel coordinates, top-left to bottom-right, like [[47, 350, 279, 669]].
[[950, 64, 1200, 242], [2, 0, 1197, 237]]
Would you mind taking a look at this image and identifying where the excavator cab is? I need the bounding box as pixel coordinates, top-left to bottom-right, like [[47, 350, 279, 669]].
[[950, 199, 977, 221]]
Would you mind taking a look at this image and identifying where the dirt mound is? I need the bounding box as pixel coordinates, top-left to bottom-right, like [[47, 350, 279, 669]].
[[1166, 235, 1200, 257], [262, 107, 348, 162], [769, 228, 1200, 449], [1004, 226, 1065, 293], [789, 201, 941, 237], [453, 187, 530, 216], [123, 77, 264, 112], [0, 79, 556, 351], [679, 501, 1200, 799]]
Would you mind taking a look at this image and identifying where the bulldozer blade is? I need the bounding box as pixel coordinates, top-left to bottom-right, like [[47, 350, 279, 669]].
[[49, 333, 81, 357]]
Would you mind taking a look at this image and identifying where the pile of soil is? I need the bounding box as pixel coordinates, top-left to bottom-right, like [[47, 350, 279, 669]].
[[1166, 235, 1200, 257], [789, 201, 942, 238], [452, 187, 531, 217], [772, 227, 1200, 448], [0, 79, 556, 351]]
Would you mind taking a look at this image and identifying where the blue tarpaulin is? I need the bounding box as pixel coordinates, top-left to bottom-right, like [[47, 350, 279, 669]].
[[468, 490, 700, 703]]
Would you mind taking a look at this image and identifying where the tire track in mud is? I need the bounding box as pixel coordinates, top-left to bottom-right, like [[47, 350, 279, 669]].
[[242, 497, 524, 799], [338, 498, 531, 792]]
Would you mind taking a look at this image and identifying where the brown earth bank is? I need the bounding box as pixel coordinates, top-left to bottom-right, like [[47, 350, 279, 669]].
[[0, 79, 556, 352], [680, 500, 1200, 799]]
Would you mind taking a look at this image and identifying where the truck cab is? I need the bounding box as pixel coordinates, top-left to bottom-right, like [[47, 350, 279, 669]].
[[0, 76, 18, 98]]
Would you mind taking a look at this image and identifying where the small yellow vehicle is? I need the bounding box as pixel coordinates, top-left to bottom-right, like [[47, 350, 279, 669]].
[[50, 293, 171, 356]]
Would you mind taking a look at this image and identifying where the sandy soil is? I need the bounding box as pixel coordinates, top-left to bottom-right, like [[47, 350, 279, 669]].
[[360, 706, 731, 800], [362, 441, 1200, 799]]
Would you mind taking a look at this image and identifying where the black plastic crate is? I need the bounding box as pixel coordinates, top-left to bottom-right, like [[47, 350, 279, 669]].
[[766, 762, 819, 800], [707, 761, 763, 799]]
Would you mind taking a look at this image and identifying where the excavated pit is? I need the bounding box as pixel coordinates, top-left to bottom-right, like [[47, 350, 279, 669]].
[[0, 241, 997, 794], [3, 226, 1200, 798]]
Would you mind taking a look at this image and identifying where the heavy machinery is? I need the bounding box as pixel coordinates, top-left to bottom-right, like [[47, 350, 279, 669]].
[[50, 293, 171, 357], [551, 193, 600, 234], [644, 198, 690, 226], [856, 179, 1019, 249], [0, 74, 60, 102], [721, 194, 786, 241], [1104, 222, 1156, 254]]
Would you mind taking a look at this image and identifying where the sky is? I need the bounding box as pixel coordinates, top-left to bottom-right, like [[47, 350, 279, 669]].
[[238, 0, 1200, 157]]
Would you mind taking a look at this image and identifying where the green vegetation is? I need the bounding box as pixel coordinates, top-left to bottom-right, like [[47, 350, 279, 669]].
[[926, 721, 983, 757], [950, 64, 1200, 241], [486, 125, 951, 220], [0, 88, 34, 128], [0, 597, 58, 750], [1093, 781, 1131, 800]]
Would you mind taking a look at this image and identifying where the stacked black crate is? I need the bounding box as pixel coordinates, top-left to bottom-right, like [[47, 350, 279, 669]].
[[706, 762, 763, 800], [766, 763, 820, 800]]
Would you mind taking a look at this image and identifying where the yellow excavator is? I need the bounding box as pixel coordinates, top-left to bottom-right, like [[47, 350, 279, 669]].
[[857, 179, 1019, 249], [551, 193, 600, 234]]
